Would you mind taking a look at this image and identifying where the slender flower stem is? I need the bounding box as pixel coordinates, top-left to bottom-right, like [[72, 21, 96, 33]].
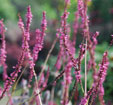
[[85, 39, 87, 96]]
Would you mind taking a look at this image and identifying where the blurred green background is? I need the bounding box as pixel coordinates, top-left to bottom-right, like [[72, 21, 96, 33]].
[[0, 0, 113, 42]]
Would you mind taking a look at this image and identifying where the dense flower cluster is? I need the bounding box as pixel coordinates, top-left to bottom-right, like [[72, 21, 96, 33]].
[[18, 6, 35, 84], [29, 11, 47, 84], [41, 11, 47, 43], [0, 0, 111, 104], [0, 6, 47, 99], [79, 51, 109, 105], [97, 51, 109, 105]]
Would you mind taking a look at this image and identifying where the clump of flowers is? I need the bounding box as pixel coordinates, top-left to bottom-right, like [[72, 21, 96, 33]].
[[0, 0, 111, 104], [0, 6, 47, 100], [79, 51, 109, 105]]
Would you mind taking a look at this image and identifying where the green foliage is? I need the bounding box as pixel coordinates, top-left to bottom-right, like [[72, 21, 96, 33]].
[[34, 3, 57, 20], [0, 66, 3, 74], [92, 0, 113, 23], [67, 0, 77, 23], [0, 0, 17, 21]]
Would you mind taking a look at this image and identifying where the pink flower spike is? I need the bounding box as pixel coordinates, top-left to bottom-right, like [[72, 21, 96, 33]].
[[33, 29, 42, 62], [40, 11, 47, 47], [26, 5, 33, 33], [41, 11, 47, 33], [0, 19, 8, 81], [18, 14, 24, 30], [79, 51, 109, 105]]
